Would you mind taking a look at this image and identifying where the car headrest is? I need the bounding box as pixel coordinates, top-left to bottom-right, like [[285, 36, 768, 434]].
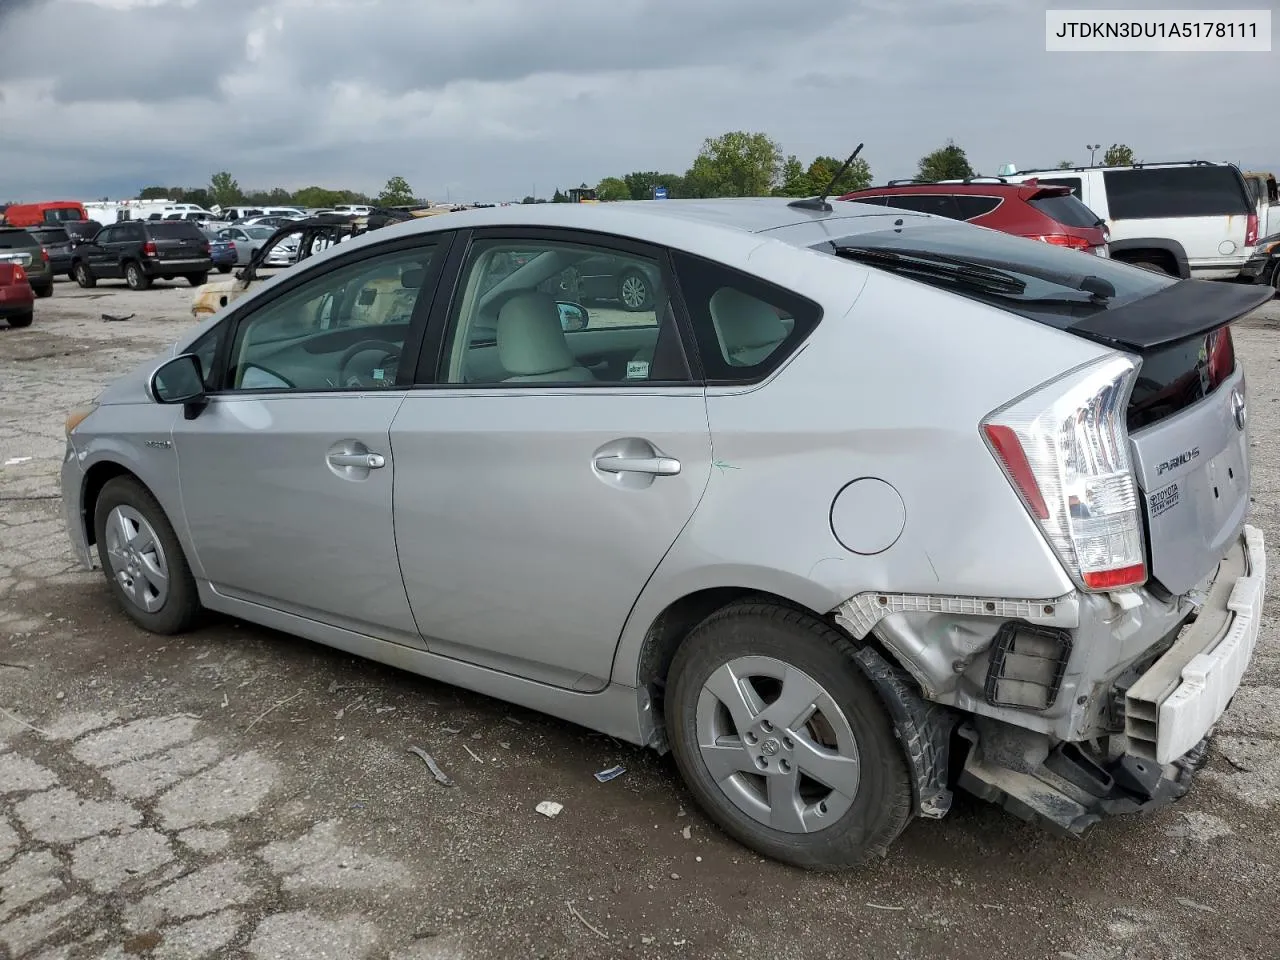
[[708, 287, 789, 351], [497, 290, 575, 376], [401, 267, 425, 288]]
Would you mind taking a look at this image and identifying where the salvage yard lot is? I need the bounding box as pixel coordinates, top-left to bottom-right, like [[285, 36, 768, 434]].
[[2, 279, 1280, 960]]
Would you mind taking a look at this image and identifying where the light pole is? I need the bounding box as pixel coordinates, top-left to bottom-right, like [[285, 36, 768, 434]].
[[1087, 144, 1100, 166]]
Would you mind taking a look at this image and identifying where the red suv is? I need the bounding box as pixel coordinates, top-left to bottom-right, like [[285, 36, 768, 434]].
[[837, 179, 1110, 256], [0, 259, 34, 328]]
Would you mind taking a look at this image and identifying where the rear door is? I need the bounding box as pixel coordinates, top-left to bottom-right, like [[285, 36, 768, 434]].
[[1103, 166, 1255, 276], [389, 228, 712, 690], [147, 222, 206, 264]]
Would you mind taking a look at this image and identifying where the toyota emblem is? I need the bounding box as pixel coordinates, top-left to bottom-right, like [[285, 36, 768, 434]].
[[1231, 387, 1247, 432]]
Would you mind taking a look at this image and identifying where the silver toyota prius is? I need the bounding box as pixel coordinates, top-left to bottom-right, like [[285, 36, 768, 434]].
[[61, 197, 1271, 869]]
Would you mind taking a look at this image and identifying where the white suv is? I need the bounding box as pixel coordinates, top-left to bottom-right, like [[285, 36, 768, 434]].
[[1001, 161, 1258, 280]]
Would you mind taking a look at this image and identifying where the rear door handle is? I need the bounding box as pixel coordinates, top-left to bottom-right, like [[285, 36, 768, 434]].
[[328, 452, 385, 469], [593, 455, 680, 476]]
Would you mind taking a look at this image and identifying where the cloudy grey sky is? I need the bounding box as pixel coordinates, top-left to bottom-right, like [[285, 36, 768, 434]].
[[0, 0, 1275, 203]]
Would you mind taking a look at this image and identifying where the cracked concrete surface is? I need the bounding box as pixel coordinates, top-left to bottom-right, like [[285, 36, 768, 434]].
[[2, 283, 1280, 958]]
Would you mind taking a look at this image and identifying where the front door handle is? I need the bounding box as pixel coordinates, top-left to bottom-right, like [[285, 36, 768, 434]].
[[593, 455, 680, 476], [328, 452, 385, 469]]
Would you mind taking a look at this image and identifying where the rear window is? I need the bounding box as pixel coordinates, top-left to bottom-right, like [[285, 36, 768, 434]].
[[0, 230, 37, 249], [146, 222, 206, 239], [43, 208, 84, 223], [29, 228, 70, 244], [817, 219, 1174, 329], [1029, 193, 1102, 228], [1104, 166, 1252, 219]]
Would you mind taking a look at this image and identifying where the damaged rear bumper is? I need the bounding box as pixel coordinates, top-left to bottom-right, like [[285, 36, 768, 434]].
[[957, 524, 1265, 835]]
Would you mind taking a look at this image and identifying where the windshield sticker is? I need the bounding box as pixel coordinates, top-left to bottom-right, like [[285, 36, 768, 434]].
[[1149, 482, 1179, 519]]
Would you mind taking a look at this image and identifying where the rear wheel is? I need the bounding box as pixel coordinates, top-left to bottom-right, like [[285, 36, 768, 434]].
[[93, 476, 201, 635], [618, 269, 653, 311], [74, 262, 96, 288], [125, 261, 151, 290], [665, 600, 912, 870], [1128, 259, 1174, 276], [6, 310, 33, 329], [33, 283, 53, 298], [217, 265, 232, 274], [185, 272, 209, 286]]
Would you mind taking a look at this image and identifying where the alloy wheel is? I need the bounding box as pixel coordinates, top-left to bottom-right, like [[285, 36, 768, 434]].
[[695, 655, 861, 833], [104, 505, 170, 613], [620, 273, 648, 309]]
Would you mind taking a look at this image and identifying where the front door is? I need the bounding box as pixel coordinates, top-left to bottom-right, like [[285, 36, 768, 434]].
[[174, 235, 448, 646], [390, 230, 712, 689]]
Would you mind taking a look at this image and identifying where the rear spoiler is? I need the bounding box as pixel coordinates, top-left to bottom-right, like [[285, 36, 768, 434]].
[[1015, 178, 1073, 201], [1067, 279, 1273, 350]]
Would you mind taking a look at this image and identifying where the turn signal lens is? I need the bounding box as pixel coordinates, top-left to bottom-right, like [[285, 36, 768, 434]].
[[65, 405, 96, 436]]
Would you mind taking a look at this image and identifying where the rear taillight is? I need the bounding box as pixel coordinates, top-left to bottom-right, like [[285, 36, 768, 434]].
[[14, 265, 27, 282], [142, 240, 158, 257], [982, 356, 1146, 593], [1207, 325, 1235, 389], [1034, 234, 1092, 251], [201, 242, 211, 255], [1245, 213, 1258, 248], [42, 249, 50, 262]]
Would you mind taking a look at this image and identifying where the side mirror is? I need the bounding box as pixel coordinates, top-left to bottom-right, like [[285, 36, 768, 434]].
[[557, 300, 589, 332], [149, 354, 207, 419]]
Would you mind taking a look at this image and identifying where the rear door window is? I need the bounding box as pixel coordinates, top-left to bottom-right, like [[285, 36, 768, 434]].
[[954, 196, 1003, 220], [30, 228, 70, 245], [670, 251, 821, 383], [878, 194, 965, 220], [148, 222, 206, 240], [1104, 166, 1252, 219]]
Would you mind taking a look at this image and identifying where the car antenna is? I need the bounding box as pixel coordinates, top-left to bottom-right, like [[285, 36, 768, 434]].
[[788, 143, 865, 213]]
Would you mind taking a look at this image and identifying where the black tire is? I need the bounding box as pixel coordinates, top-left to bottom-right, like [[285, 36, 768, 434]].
[[6, 310, 33, 329], [1128, 259, 1174, 276], [617, 268, 653, 311], [74, 262, 96, 288], [185, 272, 209, 286], [125, 261, 151, 290], [93, 476, 201, 635], [217, 265, 232, 274], [33, 283, 53, 299], [665, 600, 912, 871]]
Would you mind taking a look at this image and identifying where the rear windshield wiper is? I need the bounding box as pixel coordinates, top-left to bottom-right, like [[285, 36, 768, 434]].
[[833, 243, 1116, 303], [832, 245, 1028, 297]]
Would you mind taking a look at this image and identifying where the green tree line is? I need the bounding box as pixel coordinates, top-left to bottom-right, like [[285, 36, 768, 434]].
[[138, 173, 421, 210]]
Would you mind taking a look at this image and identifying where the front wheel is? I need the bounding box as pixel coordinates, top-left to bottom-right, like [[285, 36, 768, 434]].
[[618, 269, 653, 311], [33, 283, 53, 299], [665, 600, 912, 870], [125, 261, 151, 290], [6, 310, 33, 328], [74, 262, 96, 288], [185, 272, 209, 286], [93, 476, 201, 635]]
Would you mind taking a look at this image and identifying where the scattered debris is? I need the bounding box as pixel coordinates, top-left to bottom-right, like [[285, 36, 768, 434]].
[[594, 764, 626, 783], [566, 901, 608, 940], [376, 706, 395, 714], [463, 744, 484, 763], [470, 731, 483, 740], [670, 872, 680, 880], [504, 716, 524, 726], [3, 456, 32, 466], [499, 742, 511, 749], [244, 690, 303, 733], [1177, 898, 1216, 914], [1224, 754, 1256, 773], [0, 662, 31, 671], [55, 691, 65, 701], [535, 801, 563, 819], [641, 936, 654, 945], [101, 312, 135, 322], [695, 856, 702, 863], [865, 903, 905, 911], [408, 746, 455, 786], [677, 806, 687, 817], [442, 727, 463, 735], [0, 706, 50, 736], [220, 693, 229, 709], [681, 826, 691, 840]]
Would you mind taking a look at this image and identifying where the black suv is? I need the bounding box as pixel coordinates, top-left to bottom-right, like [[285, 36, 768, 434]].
[[27, 224, 75, 278], [71, 220, 212, 290]]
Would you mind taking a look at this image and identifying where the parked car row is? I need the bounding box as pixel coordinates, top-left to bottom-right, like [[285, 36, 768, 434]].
[[837, 160, 1272, 296]]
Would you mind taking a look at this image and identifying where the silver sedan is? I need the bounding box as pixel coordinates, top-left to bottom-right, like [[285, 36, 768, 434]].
[[60, 198, 1268, 869], [214, 225, 276, 264]]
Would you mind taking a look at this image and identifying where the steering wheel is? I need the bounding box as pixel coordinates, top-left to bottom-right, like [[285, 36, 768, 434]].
[[338, 339, 401, 389]]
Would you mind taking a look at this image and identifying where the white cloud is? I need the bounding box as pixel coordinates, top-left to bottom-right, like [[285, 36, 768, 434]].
[[0, 0, 1274, 202]]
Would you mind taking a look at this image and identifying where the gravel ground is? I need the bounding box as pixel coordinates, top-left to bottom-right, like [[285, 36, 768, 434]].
[[2, 277, 1280, 960]]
